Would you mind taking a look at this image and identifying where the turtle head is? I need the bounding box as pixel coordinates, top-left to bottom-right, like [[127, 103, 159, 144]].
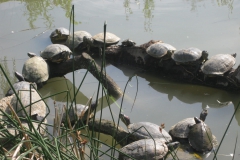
[[27, 52, 37, 58], [167, 141, 180, 151], [194, 117, 202, 124], [202, 50, 209, 61], [15, 72, 25, 81], [231, 53, 237, 58], [119, 113, 131, 126], [199, 109, 208, 122]]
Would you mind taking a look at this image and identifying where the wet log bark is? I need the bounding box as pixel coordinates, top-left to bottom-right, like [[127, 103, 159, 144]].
[[86, 40, 240, 92], [47, 52, 123, 98]]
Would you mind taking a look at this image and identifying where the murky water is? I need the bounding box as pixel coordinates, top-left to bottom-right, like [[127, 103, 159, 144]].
[[1, 0, 240, 159]]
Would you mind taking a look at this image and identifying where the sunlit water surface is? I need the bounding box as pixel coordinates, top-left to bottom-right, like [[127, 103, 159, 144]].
[[0, 0, 240, 159]]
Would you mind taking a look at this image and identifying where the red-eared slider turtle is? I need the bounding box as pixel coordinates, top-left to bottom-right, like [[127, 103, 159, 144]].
[[121, 39, 136, 47], [61, 102, 98, 123], [50, 27, 69, 44], [188, 117, 213, 153], [146, 43, 176, 59], [120, 114, 172, 142], [10, 87, 46, 118], [119, 138, 179, 160], [201, 53, 236, 77], [22, 55, 49, 85], [169, 109, 208, 140], [65, 31, 92, 50], [84, 32, 120, 47], [40, 44, 72, 63], [172, 47, 208, 65]]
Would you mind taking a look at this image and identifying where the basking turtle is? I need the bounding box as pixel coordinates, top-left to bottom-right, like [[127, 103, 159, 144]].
[[119, 138, 179, 160], [201, 53, 236, 77], [61, 101, 98, 123], [10, 87, 46, 118], [5, 81, 37, 97], [146, 43, 176, 59], [171, 47, 208, 65], [50, 27, 69, 44], [65, 31, 92, 50], [188, 117, 213, 153], [22, 54, 49, 85], [40, 44, 72, 63], [120, 114, 172, 142], [169, 109, 208, 140], [121, 39, 136, 47], [83, 32, 120, 55]]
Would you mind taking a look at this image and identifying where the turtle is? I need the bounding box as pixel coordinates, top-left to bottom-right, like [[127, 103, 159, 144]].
[[50, 27, 69, 44], [169, 109, 208, 140], [188, 117, 213, 153], [118, 138, 179, 160], [61, 101, 98, 123], [83, 32, 120, 55], [201, 53, 236, 77], [22, 54, 49, 85], [40, 44, 72, 63], [5, 81, 37, 97], [120, 114, 172, 142], [121, 39, 136, 47], [171, 47, 208, 65], [65, 31, 92, 50], [146, 42, 176, 60], [10, 87, 46, 118]]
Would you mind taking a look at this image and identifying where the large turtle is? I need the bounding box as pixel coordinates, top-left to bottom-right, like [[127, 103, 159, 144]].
[[171, 47, 208, 65], [146, 42, 176, 60], [65, 31, 92, 50], [40, 44, 72, 63], [169, 109, 208, 140], [119, 138, 179, 160], [188, 117, 213, 153], [201, 53, 236, 77], [120, 114, 172, 142], [22, 54, 49, 85], [84, 32, 120, 48], [5, 81, 37, 97], [50, 27, 69, 44]]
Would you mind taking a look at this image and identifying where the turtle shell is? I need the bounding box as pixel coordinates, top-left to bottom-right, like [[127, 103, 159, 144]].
[[169, 118, 195, 139], [22, 56, 49, 84], [119, 138, 169, 160], [66, 31, 92, 50], [188, 117, 213, 152], [5, 81, 37, 97], [50, 27, 69, 43], [40, 44, 72, 63], [128, 122, 172, 142], [146, 43, 176, 59], [201, 53, 236, 76], [11, 88, 46, 118], [172, 47, 207, 64], [92, 32, 120, 45]]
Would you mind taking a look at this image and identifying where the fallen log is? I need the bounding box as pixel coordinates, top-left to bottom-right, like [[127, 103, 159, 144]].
[[47, 52, 123, 98], [84, 40, 240, 92]]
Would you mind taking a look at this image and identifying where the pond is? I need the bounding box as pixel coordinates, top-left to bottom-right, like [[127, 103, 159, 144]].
[[0, 0, 240, 159]]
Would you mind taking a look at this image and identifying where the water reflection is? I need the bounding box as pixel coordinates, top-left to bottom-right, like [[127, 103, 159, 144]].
[[0, 57, 16, 98]]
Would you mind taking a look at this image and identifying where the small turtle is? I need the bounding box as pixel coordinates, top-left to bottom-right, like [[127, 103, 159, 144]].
[[201, 53, 236, 77], [83, 32, 120, 55], [172, 47, 208, 65], [121, 39, 136, 47], [119, 138, 179, 160], [188, 117, 213, 153], [61, 101, 98, 123], [65, 31, 92, 50], [120, 114, 172, 142], [169, 109, 208, 140], [40, 44, 72, 63], [146, 43, 176, 59], [22, 54, 49, 85], [50, 27, 69, 44]]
